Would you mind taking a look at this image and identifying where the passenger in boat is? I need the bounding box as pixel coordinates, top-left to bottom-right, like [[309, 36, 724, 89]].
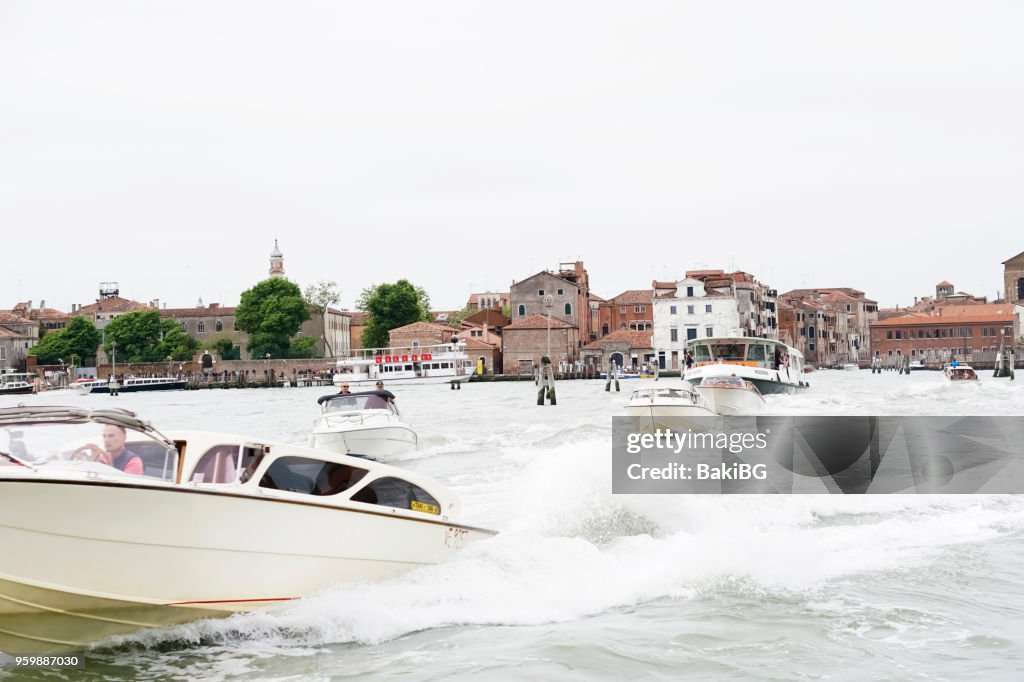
[[74, 425, 144, 475], [684, 351, 694, 370], [338, 383, 352, 395], [376, 381, 384, 390]]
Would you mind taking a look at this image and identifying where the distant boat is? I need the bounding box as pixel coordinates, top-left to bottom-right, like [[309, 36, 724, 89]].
[[943, 364, 979, 382], [0, 372, 35, 396], [333, 339, 474, 387], [72, 376, 186, 394]]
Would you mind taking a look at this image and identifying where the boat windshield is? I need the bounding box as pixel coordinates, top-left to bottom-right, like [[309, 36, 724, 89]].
[[701, 376, 746, 387], [709, 343, 746, 362], [631, 387, 694, 400], [0, 421, 178, 481], [325, 394, 393, 412]]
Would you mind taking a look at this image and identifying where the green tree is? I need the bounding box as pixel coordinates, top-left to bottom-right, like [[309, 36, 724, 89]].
[[154, 320, 201, 361], [288, 336, 318, 358], [236, 277, 311, 358], [103, 310, 165, 362], [29, 316, 101, 364], [103, 310, 200, 362], [357, 280, 432, 348], [212, 337, 241, 361], [303, 279, 341, 356]]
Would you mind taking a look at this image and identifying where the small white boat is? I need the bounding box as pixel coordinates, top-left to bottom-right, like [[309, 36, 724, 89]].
[[843, 363, 859, 371], [943, 364, 979, 382], [908, 360, 927, 371], [333, 338, 475, 388], [0, 405, 493, 653], [694, 375, 766, 415], [310, 390, 418, 460], [72, 376, 185, 394], [624, 385, 716, 432]]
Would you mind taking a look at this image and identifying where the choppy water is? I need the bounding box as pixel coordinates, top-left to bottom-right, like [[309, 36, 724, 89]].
[[4, 370, 1024, 681]]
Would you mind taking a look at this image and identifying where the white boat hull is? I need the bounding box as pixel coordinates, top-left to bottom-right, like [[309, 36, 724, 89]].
[[0, 479, 490, 652], [684, 363, 806, 395], [334, 373, 472, 387], [695, 386, 767, 415], [311, 423, 418, 459]]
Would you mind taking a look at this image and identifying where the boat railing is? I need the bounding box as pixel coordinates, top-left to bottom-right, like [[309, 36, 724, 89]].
[[340, 341, 468, 361]]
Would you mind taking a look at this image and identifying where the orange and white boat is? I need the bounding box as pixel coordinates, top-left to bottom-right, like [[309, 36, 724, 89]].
[[683, 336, 809, 395]]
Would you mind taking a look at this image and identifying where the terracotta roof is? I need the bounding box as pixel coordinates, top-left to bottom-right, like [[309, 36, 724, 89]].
[[686, 269, 726, 279], [78, 296, 150, 314], [937, 280, 953, 287], [582, 329, 653, 350], [651, 280, 678, 289], [462, 337, 497, 350], [0, 312, 33, 324], [607, 290, 653, 305], [873, 311, 1014, 326], [504, 314, 574, 330], [462, 309, 510, 327], [588, 292, 606, 302], [0, 327, 22, 338], [389, 321, 454, 334]]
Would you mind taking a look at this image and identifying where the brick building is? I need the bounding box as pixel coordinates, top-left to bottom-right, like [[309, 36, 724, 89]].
[[869, 303, 1022, 362], [0, 312, 39, 370], [597, 289, 653, 337], [509, 261, 591, 343], [580, 329, 654, 371], [1004, 251, 1024, 306], [501, 314, 579, 374]]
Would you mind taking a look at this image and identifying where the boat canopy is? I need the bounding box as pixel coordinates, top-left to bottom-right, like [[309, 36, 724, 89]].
[[317, 389, 396, 405]]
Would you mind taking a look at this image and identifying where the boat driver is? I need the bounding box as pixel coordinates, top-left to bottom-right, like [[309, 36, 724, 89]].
[[74, 424, 145, 475]]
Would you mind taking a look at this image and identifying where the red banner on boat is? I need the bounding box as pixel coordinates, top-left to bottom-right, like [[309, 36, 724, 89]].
[[375, 356, 383, 364], [422, 353, 432, 361]]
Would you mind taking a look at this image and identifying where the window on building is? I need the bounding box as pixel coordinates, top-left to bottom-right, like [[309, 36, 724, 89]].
[[197, 321, 206, 334], [215, 320, 223, 332], [670, 328, 678, 342], [895, 330, 901, 339], [180, 322, 187, 332], [538, 289, 544, 296], [620, 306, 626, 313], [687, 328, 697, 340], [518, 304, 526, 316], [634, 306, 646, 313], [705, 327, 713, 337], [687, 305, 695, 314], [565, 303, 572, 315], [557, 288, 564, 295], [705, 304, 712, 313], [602, 323, 609, 335], [686, 286, 694, 297], [1018, 277, 1024, 301], [233, 321, 240, 331], [0, 347, 5, 360], [670, 305, 677, 314]]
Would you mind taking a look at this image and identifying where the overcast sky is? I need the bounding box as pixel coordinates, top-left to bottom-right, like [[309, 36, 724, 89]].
[[2, 1, 1022, 313]]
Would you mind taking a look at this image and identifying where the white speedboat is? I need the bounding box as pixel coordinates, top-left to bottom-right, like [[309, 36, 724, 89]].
[[310, 390, 418, 460], [908, 359, 927, 371], [0, 405, 494, 653], [683, 336, 809, 394], [694, 375, 766, 415], [333, 338, 474, 388], [624, 385, 716, 432], [943, 364, 979, 382], [843, 363, 859, 371], [72, 376, 186, 394]]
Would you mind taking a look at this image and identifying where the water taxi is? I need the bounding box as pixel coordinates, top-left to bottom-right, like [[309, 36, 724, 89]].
[[310, 389, 418, 461], [683, 336, 809, 394], [943, 364, 979, 382], [0, 405, 494, 653], [0, 372, 35, 396], [71, 376, 186, 394]]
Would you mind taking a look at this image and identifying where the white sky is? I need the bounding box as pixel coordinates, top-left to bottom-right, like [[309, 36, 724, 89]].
[[2, 1, 1022, 312]]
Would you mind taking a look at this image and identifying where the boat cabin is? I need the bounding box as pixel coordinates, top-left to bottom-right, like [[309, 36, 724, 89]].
[[688, 338, 804, 374], [317, 389, 398, 413]]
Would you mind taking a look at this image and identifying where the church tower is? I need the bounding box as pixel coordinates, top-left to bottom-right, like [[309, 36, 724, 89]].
[[269, 239, 285, 277]]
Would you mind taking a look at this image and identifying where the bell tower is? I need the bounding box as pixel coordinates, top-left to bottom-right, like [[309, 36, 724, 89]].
[[269, 239, 285, 277]]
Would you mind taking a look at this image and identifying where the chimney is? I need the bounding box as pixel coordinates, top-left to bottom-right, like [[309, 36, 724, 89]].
[[39, 300, 45, 310], [914, 297, 918, 305]]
